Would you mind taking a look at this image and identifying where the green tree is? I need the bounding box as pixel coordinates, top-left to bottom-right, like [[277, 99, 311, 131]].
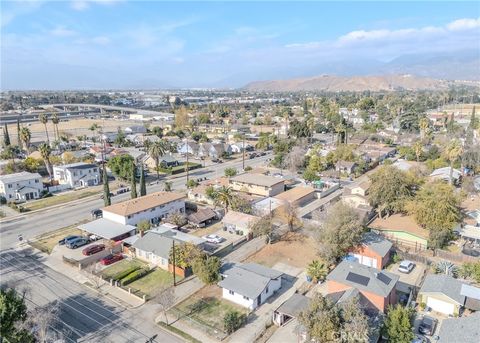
[[250, 216, 275, 244], [468, 106, 478, 130], [316, 202, 364, 264], [51, 112, 60, 141], [223, 310, 246, 334], [192, 256, 221, 285], [186, 179, 199, 188], [148, 140, 168, 180], [224, 167, 237, 178], [130, 161, 137, 199], [443, 139, 463, 185], [39, 143, 53, 178], [215, 186, 235, 212], [3, 123, 10, 147], [0, 288, 35, 343], [139, 164, 146, 196], [107, 154, 134, 180], [164, 181, 172, 192], [152, 126, 164, 138], [16, 119, 21, 147], [38, 112, 50, 143], [169, 243, 203, 269], [298, 293, 341, 342], [102, 165, 111, 206], [368, 165, 415, 218], [306, 260, 328, 283], [20, 127, 31, 152], [137, 219, 151, 234], [23, 157, 41, 173], [382, 305, 415, 343]]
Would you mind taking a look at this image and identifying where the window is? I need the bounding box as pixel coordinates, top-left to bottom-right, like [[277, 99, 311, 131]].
[[243, 296, 249, 300], [35, 179, 39, 183], [229, 290, 234, 296], [127, 215, 132, 219], [8, 184, 12, 189], [265, 286, 269, 293]]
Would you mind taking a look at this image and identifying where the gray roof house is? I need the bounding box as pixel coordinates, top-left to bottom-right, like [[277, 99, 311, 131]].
[[273, 293, 310, 326], [418, 274, 466, 315], [218, 263, 283, 310], [437, 312, 480, 343]]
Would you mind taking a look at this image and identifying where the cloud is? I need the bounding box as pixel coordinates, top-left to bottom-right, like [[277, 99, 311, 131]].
[[50, 26, 76, 37], [91, 36, 110, 45], [71, 0, 123, 11], [1, 0, 45, 27], [447, 18, 480, 31]]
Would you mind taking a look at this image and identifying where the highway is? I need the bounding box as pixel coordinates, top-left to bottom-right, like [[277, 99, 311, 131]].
[[0, 153, 272, 250]]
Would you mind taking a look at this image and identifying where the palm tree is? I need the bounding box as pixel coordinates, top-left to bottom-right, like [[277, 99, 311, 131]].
[[148, 140, 167, 180], [306, 260, 328, 283], [215, 186, 235, 212], [413, 141, 423, 162], [51, 113, 60, 141], [419, 118, 429, 142], [444, 139, 463, 184], [39, 143, 53, 178], [38, 113, 50, 144], [20, 127, 31, 152]]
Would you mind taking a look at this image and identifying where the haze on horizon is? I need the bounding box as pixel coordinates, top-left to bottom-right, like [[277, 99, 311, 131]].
[[1, 0, 479, 90]]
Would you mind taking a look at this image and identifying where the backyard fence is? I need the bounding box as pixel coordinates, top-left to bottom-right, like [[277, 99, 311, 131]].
[[169, 306, 228, 341]]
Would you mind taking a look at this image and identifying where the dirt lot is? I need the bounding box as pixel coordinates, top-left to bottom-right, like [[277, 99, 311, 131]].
[[246, 232, 318, 269], [29, 224, 85, 254]]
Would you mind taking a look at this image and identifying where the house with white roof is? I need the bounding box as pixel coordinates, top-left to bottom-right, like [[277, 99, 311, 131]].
[[0, 172, 43, 202], [429, 167, 462, 184], [53, 162, 100, 188]]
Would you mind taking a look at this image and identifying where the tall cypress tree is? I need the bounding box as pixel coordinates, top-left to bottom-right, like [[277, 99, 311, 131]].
[[16, 119, 21, 147], [130, 161, 138, 199], [139, 164, 146, 196], [103, 165, 111, 206], [469, 106, 478, 130], [3, 123, 11, 147]]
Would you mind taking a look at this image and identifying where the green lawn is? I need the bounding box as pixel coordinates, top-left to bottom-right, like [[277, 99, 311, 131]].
[[23, 189, 99, 211], [29, 224, 85, 254], [128, 268, 177, 298], [100, 259, 148, 280]]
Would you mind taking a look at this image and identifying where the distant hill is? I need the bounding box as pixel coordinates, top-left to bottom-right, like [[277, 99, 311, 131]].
[[244, 74, 453, 92]]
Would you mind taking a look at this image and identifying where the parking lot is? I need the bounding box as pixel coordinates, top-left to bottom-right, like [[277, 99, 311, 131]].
[[54, 237, 109, 261]]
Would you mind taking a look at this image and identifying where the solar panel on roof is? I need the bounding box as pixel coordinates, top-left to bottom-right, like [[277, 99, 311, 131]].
[[346, 272, 369, 286], [376, 273, 392, 285]]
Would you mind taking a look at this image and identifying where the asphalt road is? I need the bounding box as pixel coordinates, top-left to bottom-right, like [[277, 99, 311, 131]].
[[0, 248, 183, 343], [0, 153, 272, 250]]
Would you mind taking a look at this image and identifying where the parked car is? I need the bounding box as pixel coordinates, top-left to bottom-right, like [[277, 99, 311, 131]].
[[82, 244, 105, 256], [89, 234, 101, 241], [100, 192, 114, 199], [412, 334, 429, 343], [259, 152, 267, 156], [202, 234, 224, 244], [100, 254, 124, 265], [91, 209, 102, 218], [58, 235, 82, 245], [398, 260, 415, 273], [419, 316, 437, 336], [66, 237, 90, 249]]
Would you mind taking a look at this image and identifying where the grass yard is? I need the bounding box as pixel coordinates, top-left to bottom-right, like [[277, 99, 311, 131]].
[[29, 224, 85, 254], [23, 189, 100, 211], [128, 267, 177, 298], [100, 258, 148, 280], [246, 232, 318, 269], [173, 285, 246, 333]]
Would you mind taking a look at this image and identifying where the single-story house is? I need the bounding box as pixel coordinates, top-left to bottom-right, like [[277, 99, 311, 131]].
[[230, 173, 285, 197], [369, 214, 429, 250], [437, 312, 480, 343], [344, 181, 370, 197], [218, 263, 283, 310], [252, 197, 283, 217], [273, 186, 316, 207], [326, 260, 399, 312], [347, 232, 393, 270], [187, 177, 229, 205], [418, 274, 480, 316], [429, 167, 462, 184], [187, 208, 217, 227], [178, 141, 199, 156], [79, 218, 136, 241], [222, 210, 260, 235], [335, 161, 357, 175], [143, 154, 179, 170], [273, 293, 310, 326]]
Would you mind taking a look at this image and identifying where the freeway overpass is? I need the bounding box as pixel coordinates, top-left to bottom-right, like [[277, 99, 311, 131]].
[[40, 103, 172, 116]]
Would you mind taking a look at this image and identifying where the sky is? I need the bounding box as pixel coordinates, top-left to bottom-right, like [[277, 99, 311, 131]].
[[1, 1, 479, 90]]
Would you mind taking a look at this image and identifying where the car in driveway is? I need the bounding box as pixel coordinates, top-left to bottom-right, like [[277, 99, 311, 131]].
[[58, 235, 82, 246], [202, 234, 224, 244], [412, 334, 429, 343], [100, 254, 124, 265], [419, 316, 437, 336], [66, 237, 90, 249], [398, 260, 415, 273], [82, 244, 105, 256]]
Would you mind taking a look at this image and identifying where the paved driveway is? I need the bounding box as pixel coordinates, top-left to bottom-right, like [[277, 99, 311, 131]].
[[388, 262, 426, 294]]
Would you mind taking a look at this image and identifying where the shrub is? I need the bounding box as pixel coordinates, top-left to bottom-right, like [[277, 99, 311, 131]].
[[391, 253, 401, 264], [419, 302, 426, 311], [192, 256, 221, 285], [112, 266, 140, 281], [0, 196, 6, 205], [223, 310, 246, 334], [121, 268, 149, 286]]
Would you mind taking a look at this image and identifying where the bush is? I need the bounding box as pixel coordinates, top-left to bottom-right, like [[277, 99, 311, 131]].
[[223, 310, 246, 334], [419, 302, 426, 311], [391, 253, 401, 264], [112, 266, 141, 281], [121, 268, 150, 286], [192, 256, 221, 285], [0, 196, 6, 205], [244, 166, 252, 171]]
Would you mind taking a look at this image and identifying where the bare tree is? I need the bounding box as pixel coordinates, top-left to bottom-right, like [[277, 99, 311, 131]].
[[284, 146, 306, 174], [82, 263, 104, 290], [155, 286, 176, 325], [30, 302, 61, 343], [276, 201, 301, 232]]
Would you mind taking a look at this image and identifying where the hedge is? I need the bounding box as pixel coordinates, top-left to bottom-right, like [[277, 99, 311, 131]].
[[158, 163, 202, 175], [112, 266, 140, 281], [121, 268, 150, 286]]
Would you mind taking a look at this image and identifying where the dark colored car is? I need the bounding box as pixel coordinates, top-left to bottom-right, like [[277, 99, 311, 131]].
[[100, 192, 114, 199], [58, 235, 82, 245], [100, 254, 124, 265], [419, 316, 437, 336], [91, 209, 103, 218], [82, 244, 105, 256], [66, 237, 90, 249]]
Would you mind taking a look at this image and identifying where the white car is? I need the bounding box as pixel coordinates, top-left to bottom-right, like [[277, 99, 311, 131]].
[[398, 260, 415, 274], [202, 234, 224, 244]]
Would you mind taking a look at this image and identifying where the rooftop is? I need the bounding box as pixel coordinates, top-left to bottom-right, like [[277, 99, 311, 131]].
[[437, 313, 480, 343], [79, 218, 136, 240], [275, 293, 310, 317], [274, 186, 315, 203], [187, 208, 217, 224], [420, 274, 466, 305], [102, 191, 185, 216], [369, 214, 428, 239], [360, 232, 393, 257], [230, 173, 284, 188], [55, 162, 98, 170], [0, 171, 42, 183], [222, 210, 259, 226]]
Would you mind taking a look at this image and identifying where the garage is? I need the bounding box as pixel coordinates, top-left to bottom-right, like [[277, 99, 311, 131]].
[[426, 296, 455, 315], [349, 253, 377, 268]]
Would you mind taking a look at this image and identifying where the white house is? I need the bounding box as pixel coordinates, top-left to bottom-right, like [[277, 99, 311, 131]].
[[218, 263, 283, 310], [0, 172, 43, 202], [125, 126, 147, 134], [102, 191, 185, 226], [53, 162, 100, 188]]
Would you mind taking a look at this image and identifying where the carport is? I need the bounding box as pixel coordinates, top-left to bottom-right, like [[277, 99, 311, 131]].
[[79, 218, 136, 241]]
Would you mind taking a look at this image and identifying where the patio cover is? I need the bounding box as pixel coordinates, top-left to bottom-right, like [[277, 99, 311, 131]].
[[79, 218, 136, 240]]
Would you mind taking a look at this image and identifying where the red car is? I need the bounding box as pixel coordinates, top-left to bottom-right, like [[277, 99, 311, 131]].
[[100, 254, 123, 265], [82, 244, 105, 256]]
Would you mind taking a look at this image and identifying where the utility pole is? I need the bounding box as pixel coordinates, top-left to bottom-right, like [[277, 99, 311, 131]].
[[185, 138, 189, 184], [242, 133, 245, 170], [172, 240, 177, 286]]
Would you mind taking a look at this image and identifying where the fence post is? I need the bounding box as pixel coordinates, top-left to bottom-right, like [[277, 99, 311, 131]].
[[128, 288, 131, 294]]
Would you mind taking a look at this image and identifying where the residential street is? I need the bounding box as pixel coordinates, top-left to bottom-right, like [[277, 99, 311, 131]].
[[0, 154, 271, 250]]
